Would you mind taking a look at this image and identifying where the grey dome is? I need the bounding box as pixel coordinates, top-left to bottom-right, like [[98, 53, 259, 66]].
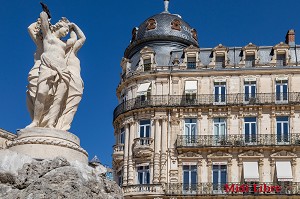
[[125, 13, 199, 58], [137, 13, 198, 45]]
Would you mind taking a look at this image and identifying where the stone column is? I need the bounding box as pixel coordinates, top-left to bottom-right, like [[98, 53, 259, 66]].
[[127, 122, 136, 185], [153, 119, 161, 183], [270, 158, 275, 182], [227, 158, 232, 182], [259, 158, 264, 182], [122, 123, 129, 186], [238, 159, 243, 182], [160, 118, 167, 183]]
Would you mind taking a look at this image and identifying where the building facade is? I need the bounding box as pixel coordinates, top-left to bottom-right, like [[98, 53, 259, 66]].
[[113, 1, 300, 198]]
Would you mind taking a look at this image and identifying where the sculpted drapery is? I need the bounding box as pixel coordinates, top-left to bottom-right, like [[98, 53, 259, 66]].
[[26, 10, 85, 131]]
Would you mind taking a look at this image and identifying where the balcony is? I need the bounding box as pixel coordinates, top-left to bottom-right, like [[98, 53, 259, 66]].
[[112, 144, 124, 162], [113, 92, 300, 120], [123, 184, 164, 197], [166, 182, 300, 196], [133, 137, 154, 159], [176, 133, 300, 148]]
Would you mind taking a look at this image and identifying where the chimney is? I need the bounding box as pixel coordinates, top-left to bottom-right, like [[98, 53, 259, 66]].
[[285, 29, 295, 46]]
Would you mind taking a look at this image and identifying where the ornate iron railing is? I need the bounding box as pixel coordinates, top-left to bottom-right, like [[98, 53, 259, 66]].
[[123, 184, 164, 196], [177, 133, 300, 148], [166, 182, 300, 196], [113, 92, 300, 120]]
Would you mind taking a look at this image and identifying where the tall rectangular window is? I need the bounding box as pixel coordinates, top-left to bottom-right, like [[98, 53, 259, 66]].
[[244, 81, 256, 103], [143, 58, 151, 71], [276, 80, 288, 103], [212, 165, 227, 192], [214, 118, 226, 145], [139, 120, 151, 145], [120, 128, 125, 144], [216, 55, 225, 68], [187, 57, 196, 69], [183, 165, 197, 193], [214, 82, 226, 104], [277, 53, 286, 66], [245, 55, 255, 67], [117, 169, 123, 187], [184, 119, 197, 145], [137, 165, 150, 184], [244, 117, 257, 144], [276, 116, 289, 143]]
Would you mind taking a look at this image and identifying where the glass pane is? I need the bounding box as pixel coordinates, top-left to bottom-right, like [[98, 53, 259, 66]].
[[146, 172, 150, 184], [146, 126, 150, 137], [138, 172, 143, 184], [191, 171, 197, 184], [221, 170, 227, 184], [283, 85, 288, 100], [140, 126, 144, 137], [277, 122, 282, 142], [213, 170, 219, 184], [183, 171, 189, 184], [221, 87, 226, 102], [276, 85, 281, 100], [215, 87, 219, 102], [191, 124, 196, 136], [185, 124, 190, 136], [245, 86, 249, 101], [220, 124, 226, 136], [251, 86, 256, 97], [214, 124, 219, 136], [284, 123, 289, 142]]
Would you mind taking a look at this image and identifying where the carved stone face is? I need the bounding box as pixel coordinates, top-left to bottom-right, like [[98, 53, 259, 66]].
[[171, 19, 181, 31], [147, 19, 157, 30], [57, 26, 69, 38]]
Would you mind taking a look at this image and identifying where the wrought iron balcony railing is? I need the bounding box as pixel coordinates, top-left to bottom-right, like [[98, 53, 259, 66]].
[[113, 92, 300, 120], [166, 182, 300, 196], [177, 133, 300, 148]]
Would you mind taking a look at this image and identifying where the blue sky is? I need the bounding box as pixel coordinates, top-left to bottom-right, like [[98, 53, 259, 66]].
[[1, 0, 300, 166]]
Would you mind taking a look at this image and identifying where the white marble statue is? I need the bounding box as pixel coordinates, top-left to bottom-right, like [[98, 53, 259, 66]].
[[26, 19, 43, 119], [26, 9, 85, 131], [56, 23, 86, 131]]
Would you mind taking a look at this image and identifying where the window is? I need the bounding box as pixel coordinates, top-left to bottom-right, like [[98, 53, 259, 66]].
[[214, 118, 226, 145], [183, 165, 197, 193], [137, 165, 150, 184], [214, 82, 226, 104], [216, 55, 225, 68], [187, 57, 196, 69], [185, 81, 197, 104], [143, 58, 151, 71], [139, 120, 151, 145], [244, 117, 257, 144], [136, 83, 151, 102], [244, 81, 256, 103], [245, 55, 255, 67], [276, 116, 289, 144], [276, 80, 288, 103], [184, 119, 197, 145], [120, 128, 125, 144], [212, 165, 227, 193], [277, 53, 286, 66], [117, 170, 123, 186]]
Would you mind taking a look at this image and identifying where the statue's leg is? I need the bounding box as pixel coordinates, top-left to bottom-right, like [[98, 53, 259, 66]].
[[45, 82, 68, 128], [26, 80, 50, 128], [59, 95, 82, 131]]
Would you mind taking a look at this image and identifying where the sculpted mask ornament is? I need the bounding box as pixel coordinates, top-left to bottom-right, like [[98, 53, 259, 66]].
[[26, 3, 86, 131]]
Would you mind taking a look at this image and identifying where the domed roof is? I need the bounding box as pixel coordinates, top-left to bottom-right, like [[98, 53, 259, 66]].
[[137, 13, 198, 45], [126, 12, 199, 56]]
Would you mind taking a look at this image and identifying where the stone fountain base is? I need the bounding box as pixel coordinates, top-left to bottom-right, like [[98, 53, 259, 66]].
[[7, 127, 88, 163]]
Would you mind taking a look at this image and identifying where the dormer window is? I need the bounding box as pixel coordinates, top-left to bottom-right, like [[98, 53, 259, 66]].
[[245, 55, 255, 67], [271, 42, 289, 67], [143, 58, 151, 71], [240, 43, 258, 68], [209, 44, 228, 69], [277, 53, 286, 66], [216, 55, 225, 68], [140, 46, 155, 72], [187, 57, 196, 69]]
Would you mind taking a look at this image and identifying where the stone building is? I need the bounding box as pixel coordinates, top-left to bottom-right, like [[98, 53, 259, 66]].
[[112, 0, 300, 198]]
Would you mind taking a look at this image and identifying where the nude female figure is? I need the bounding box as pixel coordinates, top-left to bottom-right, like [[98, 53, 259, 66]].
[[26, 11, 71, 128], [26, 19, 43, 119], [56, 23, 86, 131]]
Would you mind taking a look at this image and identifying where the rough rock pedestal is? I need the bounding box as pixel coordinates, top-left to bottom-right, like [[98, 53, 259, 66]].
[[7, 128, 88, 163]]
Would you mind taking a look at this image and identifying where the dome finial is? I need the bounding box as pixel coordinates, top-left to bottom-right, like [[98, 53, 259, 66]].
[[163, 0, 170, 13]]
